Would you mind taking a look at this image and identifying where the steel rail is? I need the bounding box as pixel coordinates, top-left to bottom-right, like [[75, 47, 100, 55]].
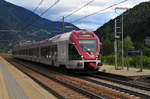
[[77, 74, 150, 99], [10, 58, 104, 99], [91, 72, 150, 91], [8, 59, 66, 99]]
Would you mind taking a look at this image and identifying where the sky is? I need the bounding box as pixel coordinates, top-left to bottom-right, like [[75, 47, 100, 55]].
[[5, 0, 150, 31]]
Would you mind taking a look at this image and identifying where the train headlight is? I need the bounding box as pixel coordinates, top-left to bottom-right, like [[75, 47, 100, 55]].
[[96, 56, 98, 58], [81, 56, 84, 58]]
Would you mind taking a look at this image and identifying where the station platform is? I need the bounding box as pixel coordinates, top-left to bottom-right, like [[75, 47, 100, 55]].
[[99, 65, 150, 77], [0, 56, 56, 99]]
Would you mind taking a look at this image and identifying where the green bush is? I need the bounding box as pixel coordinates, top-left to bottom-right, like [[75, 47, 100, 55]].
[[143, 56, 150, 69], [101, 55, 150, 69], [126, 56, 150, 69], [143, 47, 150, 56], [0, 49, 11, 54], [101, 55, 115, 65]]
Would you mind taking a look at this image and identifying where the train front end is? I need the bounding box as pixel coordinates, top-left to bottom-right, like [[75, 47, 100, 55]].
[[68, 30, 101, 71]]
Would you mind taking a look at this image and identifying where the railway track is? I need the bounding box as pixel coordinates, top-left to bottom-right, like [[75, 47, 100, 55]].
[[58, 71, 150, 99], [77, 75, 150, 99], [133, 76, 150, 87], [90, 72, 150, 91], [5, 56, 137, 99], [7, 58, 104, 99], [56, 69, 150, 98]]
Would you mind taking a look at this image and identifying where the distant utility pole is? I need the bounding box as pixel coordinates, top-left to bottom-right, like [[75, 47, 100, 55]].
[[114, 7, 129, 70], [62, 16, 65, 33], [61, 16, 74, 33], [114, 18, 117, 70], [114, 18, 120, 70]]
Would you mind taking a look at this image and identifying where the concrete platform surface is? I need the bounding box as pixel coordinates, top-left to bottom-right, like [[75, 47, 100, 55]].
[[99, 65, 150, 76], [0, 56, 56, 99]]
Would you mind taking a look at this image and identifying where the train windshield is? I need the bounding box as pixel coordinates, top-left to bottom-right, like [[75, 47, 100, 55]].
[[78, 39, 97, 52]]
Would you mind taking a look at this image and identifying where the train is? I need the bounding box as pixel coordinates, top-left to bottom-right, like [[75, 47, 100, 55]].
[[12, 30, 102, 72]]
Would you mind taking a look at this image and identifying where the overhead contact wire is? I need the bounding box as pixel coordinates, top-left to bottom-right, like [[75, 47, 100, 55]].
[[33, 0, 44, 12], [39, 0, 60, 16], [20, 0, 44, 31], [70, 0, 128, 23], [64, 0, 95, 19], [22, 0, 60, 31]]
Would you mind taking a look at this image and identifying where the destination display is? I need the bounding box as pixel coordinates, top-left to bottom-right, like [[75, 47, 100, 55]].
[[79, 33, 94, 37]]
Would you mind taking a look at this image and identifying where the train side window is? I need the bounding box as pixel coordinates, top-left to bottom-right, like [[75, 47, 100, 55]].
[[46, 47, 49, 58], [41, 48, 44, 57], [52, 45, 57, 56], [41, 47, 49, 58], [54, 45, 57, 56], [49, 46, 52, 58], [36, 48, 39, 57], [48, 46, 51, 58]]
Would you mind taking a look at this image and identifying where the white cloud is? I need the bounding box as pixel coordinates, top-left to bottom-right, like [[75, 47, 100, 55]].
[[5, 0, 150, 31], [75, 23, 100, 31]]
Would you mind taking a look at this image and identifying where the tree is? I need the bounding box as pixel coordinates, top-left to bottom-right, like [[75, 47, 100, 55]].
[[101, 39, 114, 55], [143, 46, 150, 56], [118, 36, 134, 56]]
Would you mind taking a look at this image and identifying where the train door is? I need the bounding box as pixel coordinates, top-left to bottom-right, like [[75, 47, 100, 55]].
[[52, 45, 58, 66], [57, 42, 68, 66]]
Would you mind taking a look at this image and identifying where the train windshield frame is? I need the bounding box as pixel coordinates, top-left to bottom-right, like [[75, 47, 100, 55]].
[[78, 39, 98, 52]]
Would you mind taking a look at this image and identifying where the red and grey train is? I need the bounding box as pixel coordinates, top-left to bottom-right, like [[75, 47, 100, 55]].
[[12, 30, 102, 72]]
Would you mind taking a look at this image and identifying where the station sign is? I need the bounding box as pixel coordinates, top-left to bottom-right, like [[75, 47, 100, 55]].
[[128, 50, 141, 56]]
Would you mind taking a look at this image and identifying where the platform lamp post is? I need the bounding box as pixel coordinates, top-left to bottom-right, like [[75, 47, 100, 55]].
[[114, 7, 129, 70]]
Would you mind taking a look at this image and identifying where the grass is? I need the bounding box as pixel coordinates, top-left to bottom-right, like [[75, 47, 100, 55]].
[[101, 55, 150, 70]]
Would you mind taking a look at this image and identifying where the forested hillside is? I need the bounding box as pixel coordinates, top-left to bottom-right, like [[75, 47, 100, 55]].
[[0, 0, 79, 50], [95, 1, 150, 56]]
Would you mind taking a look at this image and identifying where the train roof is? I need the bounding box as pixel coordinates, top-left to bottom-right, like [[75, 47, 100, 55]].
[[14, 30, 95, 49], [49, 31, 72, 42]]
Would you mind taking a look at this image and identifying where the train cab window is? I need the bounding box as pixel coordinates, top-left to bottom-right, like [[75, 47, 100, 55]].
[[69, 44, 81, 60], [78, 39, 97, 52]]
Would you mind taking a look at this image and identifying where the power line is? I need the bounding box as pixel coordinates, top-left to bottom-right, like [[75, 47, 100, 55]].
[[17, 0, 44, 30], [32, 0, 44, 12], [39, 0, 60, 17], [70, 0, 128, 23], [63, 0, 95, 19], [22, 0, 60, 32]]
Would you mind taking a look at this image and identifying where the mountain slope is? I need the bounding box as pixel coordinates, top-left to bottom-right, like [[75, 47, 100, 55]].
[[95, 1, 150, 50], [0, 0, 79, 49]]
